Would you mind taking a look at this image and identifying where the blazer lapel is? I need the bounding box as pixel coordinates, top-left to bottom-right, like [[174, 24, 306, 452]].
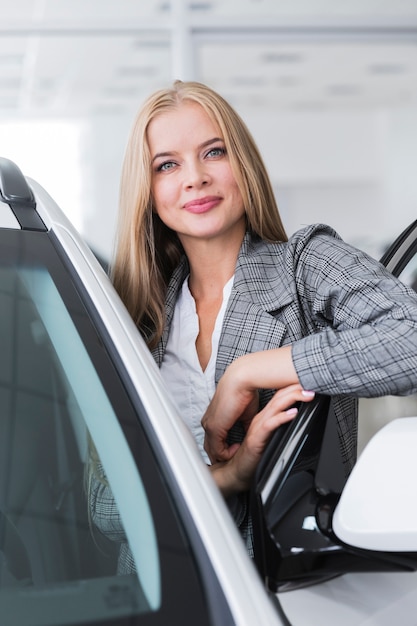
[[215, 291, 291, 383], [215, 232, 294, 383], [151, 255, 189, 367]]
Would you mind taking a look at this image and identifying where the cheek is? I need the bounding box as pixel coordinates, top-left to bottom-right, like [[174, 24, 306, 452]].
[[151, 183, 177, 226], [223, 168, 241, 195], [228, 176, 244, 206], [150, 181, 166, 214], [152, 178, 176, 212]]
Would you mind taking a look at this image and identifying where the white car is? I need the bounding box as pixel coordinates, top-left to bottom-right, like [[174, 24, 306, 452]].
[[1, 156, 417, 626]]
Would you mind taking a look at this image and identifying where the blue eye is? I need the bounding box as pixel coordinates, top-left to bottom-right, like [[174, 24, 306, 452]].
[[206, 147, 226, 158], [157, 161, 176, 172]]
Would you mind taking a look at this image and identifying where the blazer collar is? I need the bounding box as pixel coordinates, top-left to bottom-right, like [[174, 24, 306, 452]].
[[152, 232, 294, 366], [164, 232, 294, 312], [233, 231, 294, 311]]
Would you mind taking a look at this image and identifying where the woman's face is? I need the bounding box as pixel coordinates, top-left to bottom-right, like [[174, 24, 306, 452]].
[[147, 101, 246, 249]]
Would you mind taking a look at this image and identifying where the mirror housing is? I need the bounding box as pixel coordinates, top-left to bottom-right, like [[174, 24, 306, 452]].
[[333, 417, 417, 552]]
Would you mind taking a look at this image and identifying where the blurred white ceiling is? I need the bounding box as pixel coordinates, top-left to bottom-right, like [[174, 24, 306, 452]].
[[0, 0, 416, 118]]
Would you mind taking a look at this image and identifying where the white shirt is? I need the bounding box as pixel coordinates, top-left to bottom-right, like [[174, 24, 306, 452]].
[[160, 275, 234, 463]]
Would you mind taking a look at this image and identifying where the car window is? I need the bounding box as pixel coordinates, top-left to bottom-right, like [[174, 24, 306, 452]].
[[0, 230, 213, 626]]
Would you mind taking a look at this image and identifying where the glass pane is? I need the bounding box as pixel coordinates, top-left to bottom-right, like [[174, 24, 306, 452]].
[[0, 264, 160, 625]]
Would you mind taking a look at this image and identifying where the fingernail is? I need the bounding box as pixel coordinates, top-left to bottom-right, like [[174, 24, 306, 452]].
[[286, 407, 298, 417], [302, 390, 315, 397]]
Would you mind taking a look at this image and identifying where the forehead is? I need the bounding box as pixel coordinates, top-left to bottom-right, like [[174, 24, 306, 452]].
[[147, 102, 222, 151]]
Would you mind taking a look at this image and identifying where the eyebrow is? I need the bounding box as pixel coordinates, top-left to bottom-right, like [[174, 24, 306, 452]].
[[151, 137, 224, 164]]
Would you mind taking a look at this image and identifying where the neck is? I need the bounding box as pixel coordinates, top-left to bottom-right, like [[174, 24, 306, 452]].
[[183, 233, 244, 300]]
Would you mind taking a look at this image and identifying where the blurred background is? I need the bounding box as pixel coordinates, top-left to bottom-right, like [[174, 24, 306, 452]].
[[1, 0, 417, 447], [1, 0, 417, 261]]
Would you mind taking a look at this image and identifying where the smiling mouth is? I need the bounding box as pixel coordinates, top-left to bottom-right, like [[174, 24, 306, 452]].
[[183, 196, 221, 214]]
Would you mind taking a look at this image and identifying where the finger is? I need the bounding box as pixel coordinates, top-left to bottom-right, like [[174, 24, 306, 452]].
[[249, 405, 298, 439], [248, 387, 315, 440], [204, 438, 240, 463], [241, 406, 299, 465], [259, 387, 314, 417], [264, 405, 299, 429], [204, 385, 314, 462]]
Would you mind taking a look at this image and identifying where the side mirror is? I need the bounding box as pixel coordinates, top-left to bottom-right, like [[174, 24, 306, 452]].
[[333, 417, 417, 552], [251, 397, 417, 592]]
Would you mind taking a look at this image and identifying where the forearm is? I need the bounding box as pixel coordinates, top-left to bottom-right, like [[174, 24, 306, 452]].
[[228, 345, 300, 392]]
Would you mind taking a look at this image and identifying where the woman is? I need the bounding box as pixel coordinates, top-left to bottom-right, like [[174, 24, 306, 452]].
[[92, 80, 417, 560]]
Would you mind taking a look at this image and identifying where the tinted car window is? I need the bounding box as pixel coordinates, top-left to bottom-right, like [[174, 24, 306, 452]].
[[0, 230, 212, 625]]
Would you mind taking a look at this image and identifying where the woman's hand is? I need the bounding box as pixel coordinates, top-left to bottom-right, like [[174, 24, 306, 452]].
[[208, 384, 315, 497], [202, 346, 299, 463]]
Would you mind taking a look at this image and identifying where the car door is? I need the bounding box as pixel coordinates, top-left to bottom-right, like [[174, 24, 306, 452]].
[[251, 218, 417, 625]]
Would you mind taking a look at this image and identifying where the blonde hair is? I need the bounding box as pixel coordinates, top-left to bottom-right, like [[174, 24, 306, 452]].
[[111, 80, 287, 348]]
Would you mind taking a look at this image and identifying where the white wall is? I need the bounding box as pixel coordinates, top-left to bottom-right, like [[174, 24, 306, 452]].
[[383, 108, 417, 239], [242, 106, 417, 255], [78, 115, 130, 260], [78, 105, 417, 263]]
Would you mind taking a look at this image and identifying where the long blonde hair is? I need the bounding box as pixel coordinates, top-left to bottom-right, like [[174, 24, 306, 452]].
[[111, 80, 287, 348]]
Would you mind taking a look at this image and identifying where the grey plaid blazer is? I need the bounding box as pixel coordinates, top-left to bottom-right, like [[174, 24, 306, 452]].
[[90, 224, 417, 566], [151, 224, 417, 552], [153, 224, 417, 464]]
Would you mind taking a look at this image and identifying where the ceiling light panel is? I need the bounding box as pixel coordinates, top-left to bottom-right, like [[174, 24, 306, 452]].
[[198, 39, 417, 110], [15, 31, 172, 116], [0, 0, 416, 118]]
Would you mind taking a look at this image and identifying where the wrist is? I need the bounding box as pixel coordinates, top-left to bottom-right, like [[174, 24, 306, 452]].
[[228, 355, 257, 394], [209, 460, 247, 499]]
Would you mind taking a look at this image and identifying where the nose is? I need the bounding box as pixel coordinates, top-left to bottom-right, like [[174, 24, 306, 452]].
[[184, 159, 210, 189]]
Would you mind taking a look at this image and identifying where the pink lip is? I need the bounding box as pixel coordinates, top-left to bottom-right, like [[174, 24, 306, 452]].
[[183, 196, 221, 214]]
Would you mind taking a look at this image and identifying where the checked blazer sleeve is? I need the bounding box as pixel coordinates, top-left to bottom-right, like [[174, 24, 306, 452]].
[[88, 462, 136, 574], [289, 224, 417, 398]]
